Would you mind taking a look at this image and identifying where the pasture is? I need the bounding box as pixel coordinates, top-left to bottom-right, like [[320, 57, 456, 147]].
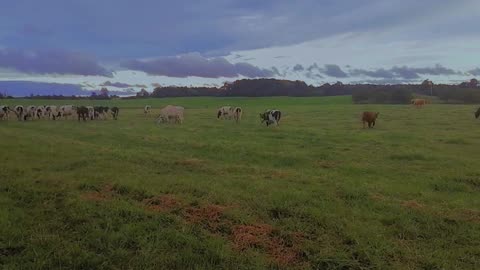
[[0, 96, 479, 269]]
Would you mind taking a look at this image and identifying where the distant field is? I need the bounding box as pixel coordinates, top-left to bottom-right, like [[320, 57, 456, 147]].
[[0, 96, 479, 269]]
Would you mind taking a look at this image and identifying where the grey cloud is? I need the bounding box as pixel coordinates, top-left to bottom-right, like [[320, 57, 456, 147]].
[[0, 48, 111, 76], [322, 64, 349, 78], [100, 81, 147, 88], [293, 64, 304, 72], [468, 68, 480, 76], [122, 53, 273, 78], [349, 64, 460, 80]]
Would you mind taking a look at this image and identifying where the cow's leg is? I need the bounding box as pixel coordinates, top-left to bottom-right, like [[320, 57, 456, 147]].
[[373, 121, 376, 127]]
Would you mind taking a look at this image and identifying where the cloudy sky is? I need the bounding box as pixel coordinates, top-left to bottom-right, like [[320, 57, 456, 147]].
[[0, 0, 479, 95]]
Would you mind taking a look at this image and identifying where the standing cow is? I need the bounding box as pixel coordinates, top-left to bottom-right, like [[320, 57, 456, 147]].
[[233, 107, 243, 123], [14, 105, 24, 121], [411, 99, 427, 108], [25, 106, 37, 120], [362, 111, 380, 128], [45, 106, 60, 120], [77, 106, 89, 121], [94, 106, 109, 120], [0, 106, 10, 120], [157, 105, 184, 124], [260, 110, 281, 126], [144, 105, 151, 116], [217, 106, 234, 120], [111, 107, 119, 120], [86, 106, 95, 120], [59, 105, 77, 120]]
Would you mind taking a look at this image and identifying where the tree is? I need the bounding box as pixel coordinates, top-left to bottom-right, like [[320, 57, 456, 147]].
[[421, 79, 433, 96], [469, 78, 478, 88], [99, 87, 109, 97], [136, 88, 149, 97]]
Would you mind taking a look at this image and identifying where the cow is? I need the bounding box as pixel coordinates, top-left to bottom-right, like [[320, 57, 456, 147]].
[[0, 106, 10, 120], [35, 106, 46, 119], [14, 105, 24, 121], [260, 110, 281, 126], [411, 99, 427, 108], [157, 105, 184, 124], [45, 106, 60, 120], [475, 107, 480, 119], [94, 106, 109, 120], [86, 106, 95, 120], [24, 106, 37, 120], [233, 107, 243, 123], [111, 107, 119, 120], [77, 106, 89, 121], [144, 105, 151, 116], [362, 111, 380, 128], [217, 106, 234, 120], [59, 105, 77, 120]]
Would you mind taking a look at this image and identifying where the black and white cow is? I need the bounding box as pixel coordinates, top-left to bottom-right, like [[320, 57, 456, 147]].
[[217, 106, 234, 120], [0, 105, 10, 120], [45, 106, 60, 120], [111, 107, 119, 120], [86, 106, 95, 120], [25, 106, 37, 120], [260, 110, 282, 126], [144, 105, 151, 116], [77, 106, 89, 121], [94, 106, 109, 120], [14, 105, 24, 121], [36, 106, 46, 119]]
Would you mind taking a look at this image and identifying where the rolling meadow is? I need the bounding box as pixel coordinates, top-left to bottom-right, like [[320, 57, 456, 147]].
[[0, 96, 479, 269]]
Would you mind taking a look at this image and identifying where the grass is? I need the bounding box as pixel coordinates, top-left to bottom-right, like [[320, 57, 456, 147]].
[[0, 96, 479, 269]]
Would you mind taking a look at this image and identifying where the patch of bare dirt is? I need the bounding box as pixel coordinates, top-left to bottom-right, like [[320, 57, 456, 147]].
[[315, 160, 337, 169], [231, 224, 304, 266], [184, 204, 231, 232], [80, 184, 114, 202], [401, 200, 425, 210], [264, 170, 291, 179], [143, 195, 181, 212]]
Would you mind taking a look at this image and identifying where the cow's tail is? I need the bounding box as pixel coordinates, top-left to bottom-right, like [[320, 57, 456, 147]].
[[217, 110, 221, 119]]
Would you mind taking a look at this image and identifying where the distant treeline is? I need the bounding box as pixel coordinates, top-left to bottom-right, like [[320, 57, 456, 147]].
[[2, 78, 479, 104]]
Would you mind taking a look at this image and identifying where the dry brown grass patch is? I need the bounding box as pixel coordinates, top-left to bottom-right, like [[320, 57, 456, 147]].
[[175, 158, 205, 166], [315, 160, 337, 169], [143, 195, 181, 212], [401, 200, 425, 210], [80, 184, 114, 202]]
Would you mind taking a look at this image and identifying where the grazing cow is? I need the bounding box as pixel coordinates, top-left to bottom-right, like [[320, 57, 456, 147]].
[[86, 106, 95, 120], [94, 106, 109, 120], [217, 106, 234, 120], [144, 105, 151, 116], [233, 107, 243, 123], [14, 105, 24, 121], [411, 99, 427, 108], [111, 107, 119, 120], [362, 111, 380, 128], [59, 105, 76, 119], [0, 106, 10, 120], [260, 110, 281, 126], [157, 105, 184, 124], [475, 107, 480, 119], [77, 106, 89, 121], [45, 106, 59, 120]]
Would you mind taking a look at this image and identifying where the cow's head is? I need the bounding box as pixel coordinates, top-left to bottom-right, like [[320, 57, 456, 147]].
[[259, 113, 267, 122], [376, 112, 380, 118]]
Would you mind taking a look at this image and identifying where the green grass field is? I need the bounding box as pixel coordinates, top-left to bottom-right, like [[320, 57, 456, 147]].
[[0, 96, 479, 269]]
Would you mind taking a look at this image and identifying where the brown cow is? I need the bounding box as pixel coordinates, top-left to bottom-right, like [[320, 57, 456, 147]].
[[362, 112, 379, 128], [411, 99, 427, 108]]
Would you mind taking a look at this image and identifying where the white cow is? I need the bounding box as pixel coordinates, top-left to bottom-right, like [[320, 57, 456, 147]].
[[59, 105, 76, 120], [144, 105, 151, 116], [217, 106, 234, 120], [35, 106, 46, 119], [157, 105, 184, 124]]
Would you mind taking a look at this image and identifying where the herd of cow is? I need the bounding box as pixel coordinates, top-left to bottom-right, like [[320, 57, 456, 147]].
[[1, 102, 479, 128], [0, 105, 119, 121]]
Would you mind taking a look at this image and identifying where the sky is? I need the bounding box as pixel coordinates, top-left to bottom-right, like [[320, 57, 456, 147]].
[[0, 0, 479, 95]]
